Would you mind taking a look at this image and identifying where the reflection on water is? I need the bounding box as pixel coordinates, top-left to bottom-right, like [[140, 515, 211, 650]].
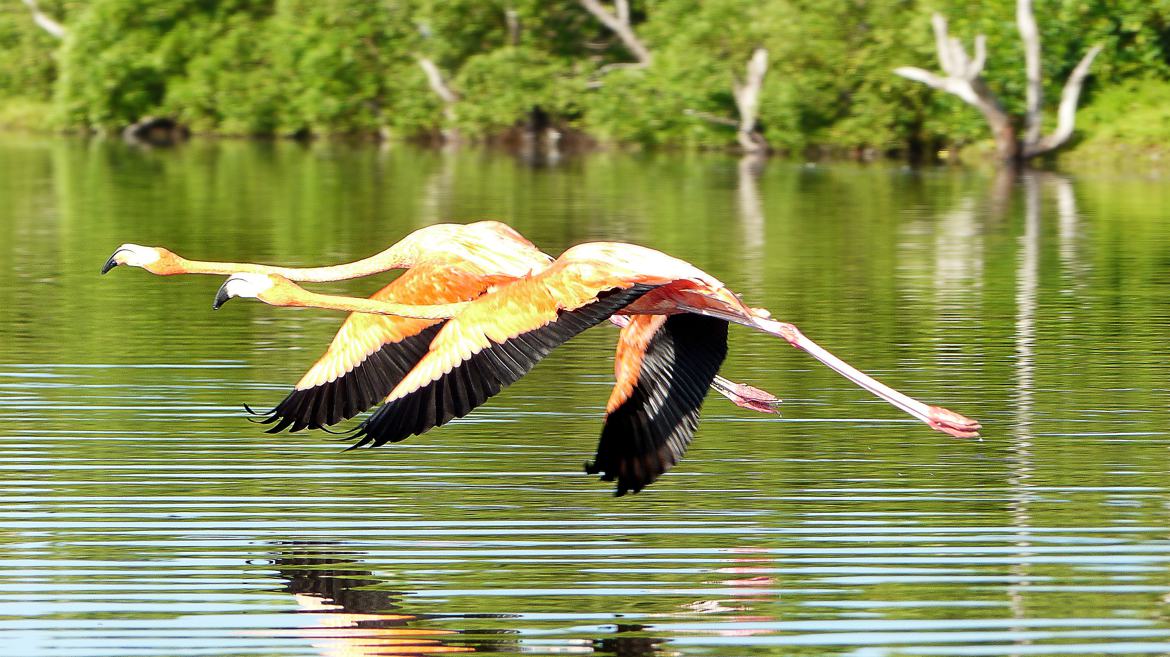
[[269, 544, 485, 656], [268, 544, 667, 656], [1, 138, 1170, 656]]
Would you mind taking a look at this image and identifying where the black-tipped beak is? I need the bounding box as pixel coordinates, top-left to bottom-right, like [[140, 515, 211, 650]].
[[100, 252, 122, 275], [212, 281, 233, 310]]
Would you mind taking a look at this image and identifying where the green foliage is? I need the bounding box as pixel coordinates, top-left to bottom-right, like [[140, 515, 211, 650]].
[[0, 1, 76, 103], [56, 0, 274, 131], [164, 13, 282, 134], [1067, 76, 1170, 165], [452, 46, 583, 137], [0, 96, 54, 130], [585, 0, 795, 148], [267, 0, 416, 134], [1, 0, 1170, 155], [584, 65, 712, 147]]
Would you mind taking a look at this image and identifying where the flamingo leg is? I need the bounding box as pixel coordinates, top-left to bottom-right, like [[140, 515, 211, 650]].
[[751, 316, 980, 438]]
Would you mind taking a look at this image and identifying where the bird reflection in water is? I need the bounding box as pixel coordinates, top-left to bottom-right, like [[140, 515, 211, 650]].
[[257, 543, 668, 657], [258, 545, 475, 656]]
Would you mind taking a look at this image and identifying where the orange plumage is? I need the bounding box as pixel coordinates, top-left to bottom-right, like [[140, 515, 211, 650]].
[[606, 315, 666, 414]]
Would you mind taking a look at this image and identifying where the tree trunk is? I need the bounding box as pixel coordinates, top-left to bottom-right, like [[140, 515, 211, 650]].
[[733, 48, 769, 154], [505, 8, 521, 46], [416, 56, 460, 142], [969, 82, 1020, 163]]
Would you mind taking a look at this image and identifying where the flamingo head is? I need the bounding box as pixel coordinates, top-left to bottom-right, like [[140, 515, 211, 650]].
[[101, 244, 179, 275], [213, 272, 278, 309]]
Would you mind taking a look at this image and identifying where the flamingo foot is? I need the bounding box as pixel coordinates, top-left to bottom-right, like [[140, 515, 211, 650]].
[[926, 405, 982, 439], [711, 376, 781, 414]]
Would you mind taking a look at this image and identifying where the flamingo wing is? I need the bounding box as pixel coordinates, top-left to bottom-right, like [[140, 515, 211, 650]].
[[586, 313, 728, 495], [349, 272, 662, 448], [253, 263, 518, 433], [253, 314, 445, 433]]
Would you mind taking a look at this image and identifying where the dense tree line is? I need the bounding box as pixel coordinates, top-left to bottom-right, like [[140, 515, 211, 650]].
[[1, 0, 1169, 157]]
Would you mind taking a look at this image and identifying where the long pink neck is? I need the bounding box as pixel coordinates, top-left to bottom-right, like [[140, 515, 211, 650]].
[[752, 316, 980, 438], [175, 247, 408, 282], [271, 288, 466, 320]]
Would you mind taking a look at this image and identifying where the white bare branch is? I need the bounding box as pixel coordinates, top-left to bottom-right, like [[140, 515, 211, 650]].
[[21, 0, 66, 39], [971, 35, 987, 76], [1018, 0, 1043, 146], [894, 66, 976, 105], [615, 0, 629, 25], [417, 56, 459, 105], [733, 48, 769, 153], [932, 14, 955, 74], [416, 55, 460, 141], [901, 13, 996, 111], [579, 0, 652, 67], [1025, 44, 1102, 157], [893, 66, 947, 89]]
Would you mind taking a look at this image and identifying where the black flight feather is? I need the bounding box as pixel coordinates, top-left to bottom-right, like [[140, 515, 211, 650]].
[[585, 313, 729, 496], [249, 322, 446, 433]]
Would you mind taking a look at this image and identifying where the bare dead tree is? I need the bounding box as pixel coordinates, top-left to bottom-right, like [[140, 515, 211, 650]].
[[416, 56, 460, 142], [895, 0, 1101, 164], [685, 48, 770, 153], [733, 48, 769, 153], [20, 0, 66, 39], [505, 8, 521, 46], [579, 0, 652, 67]]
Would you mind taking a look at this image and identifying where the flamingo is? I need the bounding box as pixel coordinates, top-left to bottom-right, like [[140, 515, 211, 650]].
[[215, 241, 980, 495], [103, 223, 778, 430], [102, 222, 555, 432]]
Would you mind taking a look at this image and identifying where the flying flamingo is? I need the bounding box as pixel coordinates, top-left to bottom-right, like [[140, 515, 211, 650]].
[[102, 222, 778, 430], [102, 222, 552, 431], [215, 241, 980, 495]]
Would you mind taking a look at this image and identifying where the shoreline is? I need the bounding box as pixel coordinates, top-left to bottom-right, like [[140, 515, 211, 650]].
[[2, 112, 1168, 175]]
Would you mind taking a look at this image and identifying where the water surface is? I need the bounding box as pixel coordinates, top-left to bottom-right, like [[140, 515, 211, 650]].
[[2, 138, 1169, 656]]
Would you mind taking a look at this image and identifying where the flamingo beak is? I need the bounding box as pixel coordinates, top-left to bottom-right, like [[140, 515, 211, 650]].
[[101, 249, 127, 274], [212, 280, 233, 310]]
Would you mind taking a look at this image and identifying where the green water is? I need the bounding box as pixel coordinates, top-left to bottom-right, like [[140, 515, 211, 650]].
[[2, 137, 1170, 656]]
